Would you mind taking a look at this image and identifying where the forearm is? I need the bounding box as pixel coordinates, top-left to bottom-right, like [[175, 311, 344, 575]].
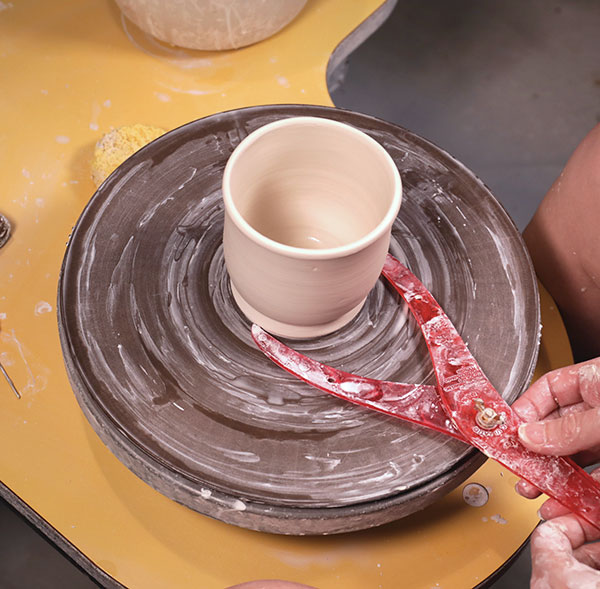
[[523, 124, 600, 362]]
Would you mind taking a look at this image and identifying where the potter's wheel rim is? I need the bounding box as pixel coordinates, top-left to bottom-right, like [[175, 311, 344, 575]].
[[58, 104, 539, 534]]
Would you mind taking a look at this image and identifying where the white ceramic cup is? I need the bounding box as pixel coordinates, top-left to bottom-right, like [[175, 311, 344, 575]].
[[222, 116, 402, 339]]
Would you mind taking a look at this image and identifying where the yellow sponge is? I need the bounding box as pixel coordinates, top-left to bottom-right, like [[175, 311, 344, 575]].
[[91, 124, 166, 187]]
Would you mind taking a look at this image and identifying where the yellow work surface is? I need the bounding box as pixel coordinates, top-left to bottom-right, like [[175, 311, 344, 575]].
[[0, 1, 573, 587]]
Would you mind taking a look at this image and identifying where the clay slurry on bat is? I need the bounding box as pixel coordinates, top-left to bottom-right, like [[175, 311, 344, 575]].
[[58, 104, 540, 533]]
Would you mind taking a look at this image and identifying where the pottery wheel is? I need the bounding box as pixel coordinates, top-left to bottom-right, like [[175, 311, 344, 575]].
[[58, 105, 540, 535]]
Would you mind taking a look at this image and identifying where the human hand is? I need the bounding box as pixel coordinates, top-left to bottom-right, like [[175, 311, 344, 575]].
[[512, 358, 600, 519], [530, 515, 600, 588]]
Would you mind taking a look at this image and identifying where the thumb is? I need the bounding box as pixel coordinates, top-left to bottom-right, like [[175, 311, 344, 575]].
[[518, 407, 600, 455]]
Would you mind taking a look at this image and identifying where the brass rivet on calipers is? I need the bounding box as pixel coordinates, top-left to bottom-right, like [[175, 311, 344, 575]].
[[474, 398, 504, 430]]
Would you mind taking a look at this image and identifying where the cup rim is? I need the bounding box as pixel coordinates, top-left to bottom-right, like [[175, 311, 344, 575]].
[[222, 116, 402, 260]]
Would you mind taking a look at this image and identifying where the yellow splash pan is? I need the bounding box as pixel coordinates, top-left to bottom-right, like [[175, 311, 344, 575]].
[[0, 1, 572, 586]]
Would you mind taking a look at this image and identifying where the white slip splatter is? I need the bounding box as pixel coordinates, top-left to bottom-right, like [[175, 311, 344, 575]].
[[277, 75, 290, 88], [157, 83, 212, 96], [220, 448, 260, 464], [579, 363, 600, 383], [34, 301, 53, 316], [89, 101, 102, 131], [1, 329, 49, 395], [304, 455, 342, 471], [55, 135, 70, 144], [491, 514, 507, 524]]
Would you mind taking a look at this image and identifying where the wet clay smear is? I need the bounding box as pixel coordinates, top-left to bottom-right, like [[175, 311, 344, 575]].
[[58, 105, 539, 519]]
